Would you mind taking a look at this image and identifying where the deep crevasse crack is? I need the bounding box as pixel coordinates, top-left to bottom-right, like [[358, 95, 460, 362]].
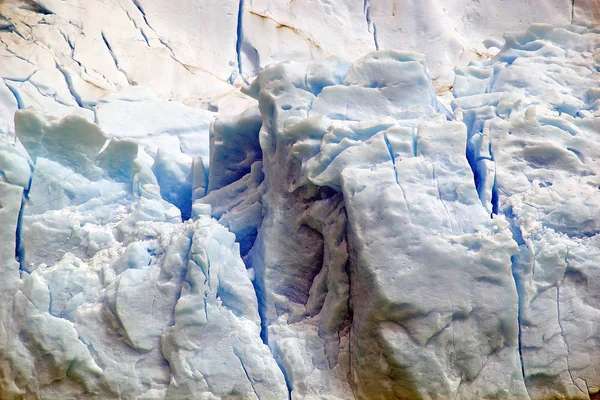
[[505, 209, 527, 391], [363, 0, 378, 50], [131, 0, 152, 30], [15, 172, 31, 275], [233, 351, 260, 399], [489, 142, 499, 216], [100, 32, 134, 86], [235, 0, 245, 78], [383, 132, 399, 185], [15, 190, 26, 273], [4, 80, 24, 109], [54, 62, 85, 107], [246, 262, 292, 397]]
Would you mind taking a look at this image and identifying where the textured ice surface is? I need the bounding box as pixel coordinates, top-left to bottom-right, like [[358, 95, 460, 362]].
[[0, 5, 600, 400], [237, 50, 524, 399], [0, 111, 287, 399], [201, 24, 599, 399], [0, 0, 598, 129], [452, 24, 600, 399]]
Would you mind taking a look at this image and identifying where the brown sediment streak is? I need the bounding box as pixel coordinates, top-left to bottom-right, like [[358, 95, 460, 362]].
[[248, 10, 325, 51]]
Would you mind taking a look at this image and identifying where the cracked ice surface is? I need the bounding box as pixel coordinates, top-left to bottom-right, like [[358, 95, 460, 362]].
[[200, 25, 599, 399], [452, 24, 600, 399], [233, 50, 525, 399], [0, 111, 288, 399], [1, 0, 598, 134], [0, 3, 599, 400]]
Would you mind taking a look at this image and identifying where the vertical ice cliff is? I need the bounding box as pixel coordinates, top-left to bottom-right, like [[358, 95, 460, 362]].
[[200, 24, 600, 399], [0, 112, 288, 399], [211, 50, 526, 399], [0, 1, 599, 399], [453, 24, 600, 399]]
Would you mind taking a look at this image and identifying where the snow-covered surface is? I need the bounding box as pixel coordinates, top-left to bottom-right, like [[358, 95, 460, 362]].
[[0, 0, 600, 398]]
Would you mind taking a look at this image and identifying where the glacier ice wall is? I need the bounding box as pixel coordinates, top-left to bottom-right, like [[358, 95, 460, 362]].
[[0, 111, 289, 399], [0, 2, 599, 400], [452, 25, 600, 399], [201, 24, 599, 399], [0, 0, 599, 129]]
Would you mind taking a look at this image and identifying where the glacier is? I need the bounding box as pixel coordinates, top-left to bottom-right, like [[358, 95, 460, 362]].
[[1, 0, 600, 399]]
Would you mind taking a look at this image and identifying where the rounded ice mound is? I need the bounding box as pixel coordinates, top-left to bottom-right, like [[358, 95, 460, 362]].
[[310, 50, 444, 121]]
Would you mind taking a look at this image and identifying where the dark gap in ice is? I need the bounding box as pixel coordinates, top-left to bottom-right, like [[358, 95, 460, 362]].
[[15, 173, 32, 274]]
